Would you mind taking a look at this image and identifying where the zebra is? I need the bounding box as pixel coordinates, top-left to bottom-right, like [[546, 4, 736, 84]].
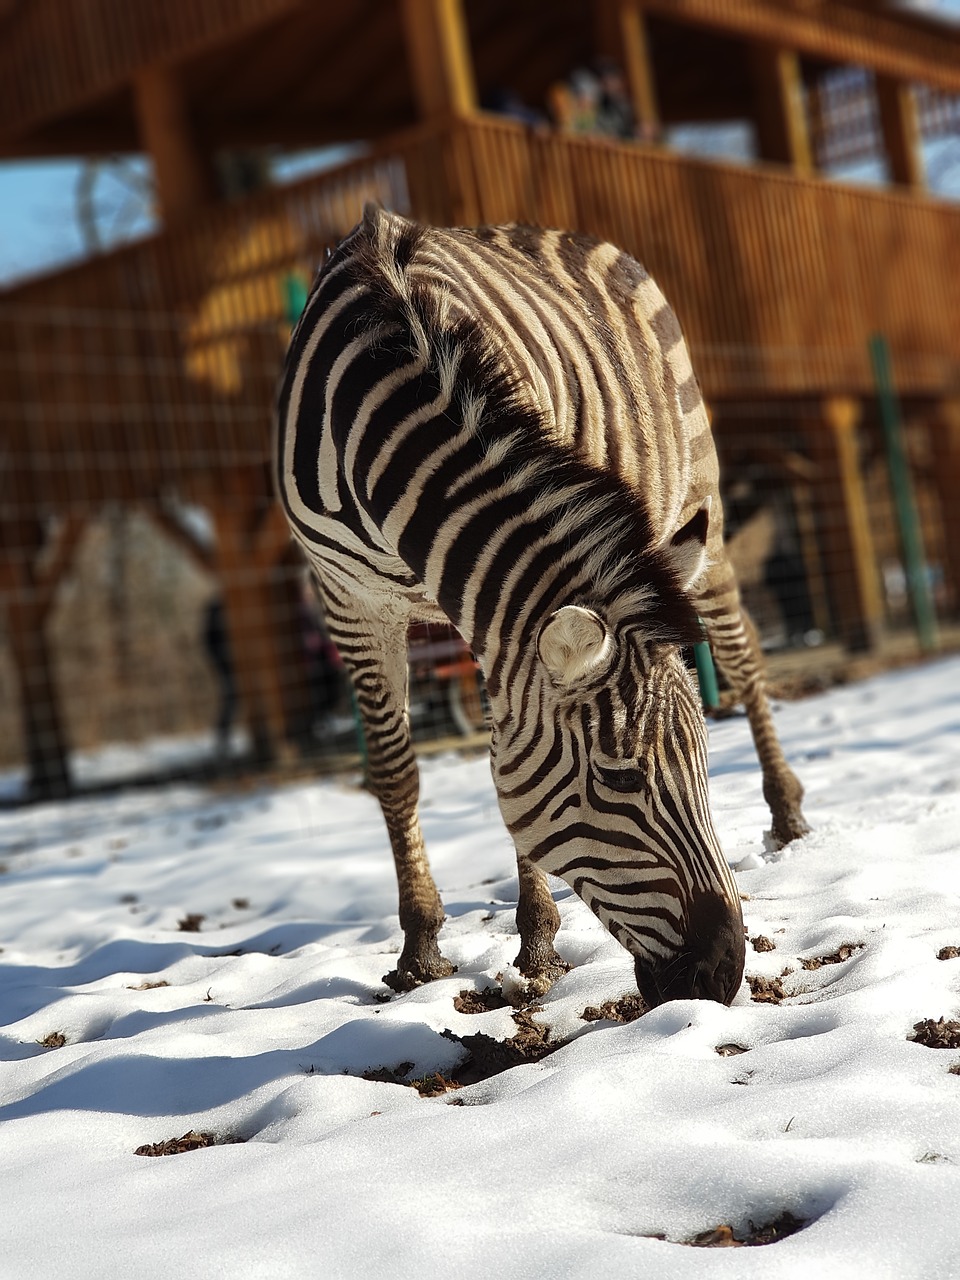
[[275, 203, 808, 1009]]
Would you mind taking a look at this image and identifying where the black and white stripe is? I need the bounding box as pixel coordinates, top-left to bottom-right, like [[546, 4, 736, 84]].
[[276, 204, 807, 1007]]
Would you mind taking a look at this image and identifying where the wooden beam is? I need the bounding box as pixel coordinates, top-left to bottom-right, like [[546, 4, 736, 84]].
[[639, 0, 960, 97], [876, 76, 925, 190], [808, 397, 884, 651], [595, 0, 661, 141], [400, 0, 477, 121], [132, 63, 219, 226], [749, 43, 813, 174]]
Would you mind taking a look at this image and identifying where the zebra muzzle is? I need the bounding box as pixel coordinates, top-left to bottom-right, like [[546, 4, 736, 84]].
[[633, 890, 745, 1008]]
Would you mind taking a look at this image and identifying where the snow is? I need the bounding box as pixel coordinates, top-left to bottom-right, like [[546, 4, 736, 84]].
[[0, 731, 246, 805], [2, 657, 960, 1277]]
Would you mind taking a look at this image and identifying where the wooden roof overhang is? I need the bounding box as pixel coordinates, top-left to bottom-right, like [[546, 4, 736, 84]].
[[2, 1, 960, 160]]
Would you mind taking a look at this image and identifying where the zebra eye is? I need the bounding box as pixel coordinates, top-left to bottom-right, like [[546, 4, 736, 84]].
[[595, 764, 646, 794]]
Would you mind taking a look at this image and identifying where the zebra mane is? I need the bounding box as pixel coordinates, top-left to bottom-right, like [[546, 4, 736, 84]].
[[350, 206, 703, 649]]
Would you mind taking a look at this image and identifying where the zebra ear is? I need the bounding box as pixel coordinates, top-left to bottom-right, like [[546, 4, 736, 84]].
[[537, 606, 612, 685], [665, 498, 711, 592]]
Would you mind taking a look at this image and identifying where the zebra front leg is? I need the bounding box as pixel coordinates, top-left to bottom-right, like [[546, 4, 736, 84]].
[[697, 560, 810, 848], [513, 855, 569, 995], [375, 761, 457, 992], [326, 603, 456, 991]]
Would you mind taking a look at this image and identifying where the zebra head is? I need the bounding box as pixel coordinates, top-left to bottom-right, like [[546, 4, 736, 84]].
[[491, 505, 745, 1009]]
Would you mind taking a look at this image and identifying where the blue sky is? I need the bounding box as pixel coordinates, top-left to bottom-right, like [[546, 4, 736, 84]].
[[0, 159, 101, 283], [0, 150, 354, 287]]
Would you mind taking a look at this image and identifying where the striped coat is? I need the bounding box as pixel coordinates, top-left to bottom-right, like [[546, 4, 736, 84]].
[[276, 205, 807, 1006]]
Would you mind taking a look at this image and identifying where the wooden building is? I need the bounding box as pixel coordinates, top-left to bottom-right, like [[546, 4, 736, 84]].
[[2, 0, 959, 796]]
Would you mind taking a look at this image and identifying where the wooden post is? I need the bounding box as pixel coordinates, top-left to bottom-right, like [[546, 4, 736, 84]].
[[133, 63, 219, 226], [210, 487, 296, 766], [212, 498, 276, 765], [869, 333, 937, 651], [5, 589, 72, 799], [400, 0, 477, 121], [0, 515, 86, 799], [749, 43, 813, 174], [792, 479, 832, 638], [595, 0, 661, 141], [808, 398, 884, 651], [876, 76, 925, 190], [929, 398, 960, 614]]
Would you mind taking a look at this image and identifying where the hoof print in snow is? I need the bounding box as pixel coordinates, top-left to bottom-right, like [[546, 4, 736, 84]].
[[686, 1211, 807, 1247], [361, 1062, 461, 1097], [361, 1011, 554, 1094], [361, 1062, 414, 1086], [937, 946, 960, 961], [134, 1130, 245, 1157], [442, 1009, 555, 1085], [715, 1043, 749, 1057], [750, 935, 776, 953], [799, 942, 864, 970], [408, 1072, 462, 1097], [37, 1032, 67, 1049], [910, 1018, 960, 1049], [748, 975, 786, 1003], [453, 987, 509, 1014], [581, 995, 647, 1024], [177, 913, 206, 932], [193, 814, 227, 831]]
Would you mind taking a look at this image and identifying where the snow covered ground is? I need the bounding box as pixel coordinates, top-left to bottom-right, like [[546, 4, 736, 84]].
[[2, 657, 960, 1278]]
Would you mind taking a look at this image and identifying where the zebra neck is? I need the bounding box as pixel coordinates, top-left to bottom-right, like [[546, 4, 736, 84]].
[[359, 426, 674, 699]]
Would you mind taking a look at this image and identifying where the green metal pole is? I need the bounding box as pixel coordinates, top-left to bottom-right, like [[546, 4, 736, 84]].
[[693, 639, 720, 712], [282, 274, 309, 327], [868, 334, 938, 653]]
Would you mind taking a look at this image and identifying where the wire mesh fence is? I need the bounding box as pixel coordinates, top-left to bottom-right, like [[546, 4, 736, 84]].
[[2, 118, 960, 804], [2, 300, 958, 805]]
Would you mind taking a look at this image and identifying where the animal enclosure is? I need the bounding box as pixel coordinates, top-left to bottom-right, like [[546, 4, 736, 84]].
[[3, 124, 960, 800]]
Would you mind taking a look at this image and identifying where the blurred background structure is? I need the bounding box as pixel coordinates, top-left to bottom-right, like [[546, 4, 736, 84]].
[[2, 0, 960, 802]]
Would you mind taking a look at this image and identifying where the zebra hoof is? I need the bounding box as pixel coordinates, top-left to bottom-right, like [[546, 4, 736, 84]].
[[770, 810, 811, 849], [511, 949, 571, 999], [383, 951, 457, 993]]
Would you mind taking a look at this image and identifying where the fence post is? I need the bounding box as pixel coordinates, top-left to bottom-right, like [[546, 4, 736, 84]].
[[868, 334, 938, 653], [693, 638, 720, 712], [808, 397, 884, 651], [282, 274, 308, 326], [928, 398, 960, 613]]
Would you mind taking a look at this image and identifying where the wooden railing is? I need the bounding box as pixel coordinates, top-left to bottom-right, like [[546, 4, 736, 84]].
[[3, 112, 960, 516], [433, 115, 960, 399]]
